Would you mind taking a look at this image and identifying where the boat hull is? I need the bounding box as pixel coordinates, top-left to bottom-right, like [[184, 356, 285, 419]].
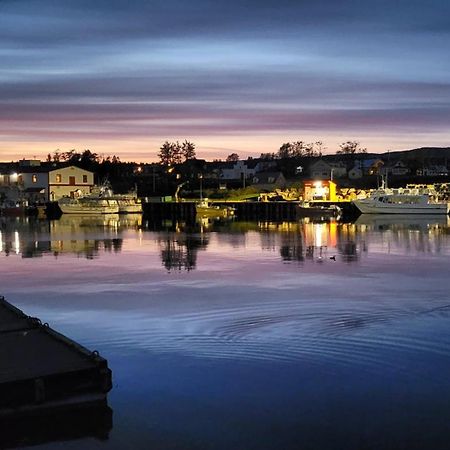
[[58, 198, 119, 214], [353, 199, 449, 214]]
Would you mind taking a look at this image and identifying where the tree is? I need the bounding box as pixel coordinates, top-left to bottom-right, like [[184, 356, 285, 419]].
[[181, 140, 196, 161], [226, 153, 240, 162], [277, 143, 293, 159], [337, 141, 367, 154]]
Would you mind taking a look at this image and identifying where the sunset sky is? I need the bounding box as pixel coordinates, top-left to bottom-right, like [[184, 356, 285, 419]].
[[1, 0, 449, 162]]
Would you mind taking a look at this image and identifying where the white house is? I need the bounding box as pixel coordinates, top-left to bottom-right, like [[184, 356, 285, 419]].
[[49, 166, 94, 201], [309, 160, 347, 179]]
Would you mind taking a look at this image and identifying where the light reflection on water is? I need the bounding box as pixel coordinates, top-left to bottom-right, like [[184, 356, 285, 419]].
[[0, 214, 450, 449]]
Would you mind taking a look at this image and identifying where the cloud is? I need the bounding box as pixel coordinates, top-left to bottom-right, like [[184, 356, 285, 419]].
[[0, 0, 449, 158]]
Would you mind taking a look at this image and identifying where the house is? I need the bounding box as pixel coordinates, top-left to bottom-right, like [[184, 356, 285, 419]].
[[363, 159, 384, 175], [252, 172, 286, 190], [348, 159, 384, 180], [348, 164, 363, 180], [0, 161, 49, 204], [219, 159, 277, 181], [309, 160, 347, 179], [17, 166, 49, 204], [385, 161, 410, 176], [48, 166, 94, 201], [417, 165, 449, 177]]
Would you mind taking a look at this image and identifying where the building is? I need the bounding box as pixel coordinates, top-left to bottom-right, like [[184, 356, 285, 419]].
[[309, 160, 347, 179], [49, 166, 94, 201], [252, 172, 287, 190]]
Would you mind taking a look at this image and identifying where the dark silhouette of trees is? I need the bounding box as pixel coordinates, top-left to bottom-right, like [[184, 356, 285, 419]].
[[226, 153, 240, 162], [276, 141, 323, 158], [337, 141, 367, 154], [181, 140, 196, 161], [158, 140, 196, 166]]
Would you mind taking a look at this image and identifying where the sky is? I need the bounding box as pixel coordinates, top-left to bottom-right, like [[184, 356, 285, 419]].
[[1, 0, 449, 162]]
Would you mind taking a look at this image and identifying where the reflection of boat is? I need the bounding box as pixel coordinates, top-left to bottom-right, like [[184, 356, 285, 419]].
[[354, 214, 449, 228], [196, 199, 235, 218], [58, 197, 119, 214], [353, 193, 449, 215], [297, 203, 341, 219]]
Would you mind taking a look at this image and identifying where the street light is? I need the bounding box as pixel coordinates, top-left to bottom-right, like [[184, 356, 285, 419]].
[[199, 174, 203, 201]]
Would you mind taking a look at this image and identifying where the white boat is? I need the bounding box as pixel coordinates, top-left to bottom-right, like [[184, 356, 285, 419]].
[[90, 183, 142, 214], [353, 193, 449, 215], [58, 196, 119, 214], [113, 193, 142, 214]]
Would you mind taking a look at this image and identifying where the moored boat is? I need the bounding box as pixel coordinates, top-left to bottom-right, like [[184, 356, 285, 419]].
[[58, 196, 119, 214], [353, 193, 449, 215], [196, 199, 235, 218]]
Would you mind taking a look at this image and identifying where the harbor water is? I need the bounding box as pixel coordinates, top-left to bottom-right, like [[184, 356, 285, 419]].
[[1, 214, 450, 449]]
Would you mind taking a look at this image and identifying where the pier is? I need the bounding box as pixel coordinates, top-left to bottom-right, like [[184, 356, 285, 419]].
[[0, 296, 112, 418]]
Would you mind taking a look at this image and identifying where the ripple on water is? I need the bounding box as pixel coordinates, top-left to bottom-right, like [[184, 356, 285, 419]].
[[83, 295, 450, 381]]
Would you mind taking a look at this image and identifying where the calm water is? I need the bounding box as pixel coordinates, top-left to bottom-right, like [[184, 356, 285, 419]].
[[1, 214, 450, 449]]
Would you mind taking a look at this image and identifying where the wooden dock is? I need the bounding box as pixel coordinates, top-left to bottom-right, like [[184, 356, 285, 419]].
[[0, 296, 112, 418]]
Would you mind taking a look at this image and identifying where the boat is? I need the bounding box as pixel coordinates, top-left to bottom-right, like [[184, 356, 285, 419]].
[[196, 199, 235, 218], [112, 192, 142, 214], [90, 183, 142, 214], [58, 196, 119, 214], [353, 193, 449, 215]]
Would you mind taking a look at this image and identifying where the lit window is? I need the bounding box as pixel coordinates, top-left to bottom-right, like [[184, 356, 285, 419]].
[[56, 174, 62, 183], [32, 174, 37, 183]]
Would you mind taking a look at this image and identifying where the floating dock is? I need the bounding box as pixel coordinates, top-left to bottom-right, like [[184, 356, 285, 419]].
[[0, 296, 112, 419]]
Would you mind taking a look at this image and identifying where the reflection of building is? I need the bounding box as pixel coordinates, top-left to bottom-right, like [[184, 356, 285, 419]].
[[0, 216, 128, 259]]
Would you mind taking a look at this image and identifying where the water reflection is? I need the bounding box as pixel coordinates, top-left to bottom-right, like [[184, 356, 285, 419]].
[[0, 215, 142, 259], [159, 233, 209, 271], [0, 215, 449, 266], [0, 402, 112, 449]]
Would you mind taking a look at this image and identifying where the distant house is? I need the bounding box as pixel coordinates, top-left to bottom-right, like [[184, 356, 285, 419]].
[[385, 161, 410, 176], [252, 172, 286, 190], [417, 165, 449, 177], [309, 160, 347, 179], [348, 164, 363, 180], [348, 159, 384, 180], [219, 159, 276, 181], [362, 159, 384, 175], [49, 166, 94, 201]]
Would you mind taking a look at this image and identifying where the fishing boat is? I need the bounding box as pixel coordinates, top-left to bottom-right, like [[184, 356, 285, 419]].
[[196, 199, 235, 218], [89, 183, 142, 214], [112, 192, 142, 214], [58, 196, 119, 214], [353, 193, 449, 215]]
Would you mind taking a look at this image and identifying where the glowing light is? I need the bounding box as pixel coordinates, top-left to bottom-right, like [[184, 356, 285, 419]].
[[14, 231, 20, 254]]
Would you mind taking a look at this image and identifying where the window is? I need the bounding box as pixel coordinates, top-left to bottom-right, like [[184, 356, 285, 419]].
[[69, 176, 76, 185], [32, 174, 37, 183], [56, 174, 62, 183], [83, 175, 88, 183]]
